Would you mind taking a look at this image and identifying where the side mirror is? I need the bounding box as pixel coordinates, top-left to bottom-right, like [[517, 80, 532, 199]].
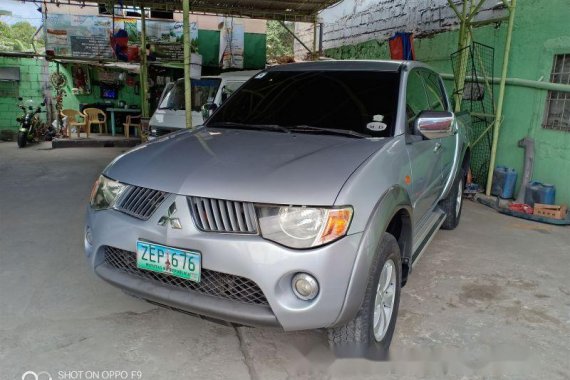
[[414, 111, 455, 139], [201, 102, 218, 120]]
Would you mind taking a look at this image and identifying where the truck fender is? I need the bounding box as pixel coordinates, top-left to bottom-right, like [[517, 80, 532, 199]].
[[332, 185, 412, 326]]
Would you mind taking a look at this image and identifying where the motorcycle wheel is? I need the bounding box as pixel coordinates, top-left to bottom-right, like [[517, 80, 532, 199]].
[[17, 131, 27, 148]]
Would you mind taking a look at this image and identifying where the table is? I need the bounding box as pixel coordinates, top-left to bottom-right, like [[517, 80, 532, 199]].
[[106, 108, 141, 136]]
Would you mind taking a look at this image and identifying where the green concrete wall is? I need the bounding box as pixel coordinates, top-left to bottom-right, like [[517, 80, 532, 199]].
[[57, 64, 140, 111], [493, 0, 570, 206], [0, 57, 48, 131], [325, 0, 570, 205], [198, 30, 267, 69]]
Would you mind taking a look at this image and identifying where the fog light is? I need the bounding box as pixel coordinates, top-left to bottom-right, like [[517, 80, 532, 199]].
[[85, 226, 93, 245], [292, 273, 319, 301]]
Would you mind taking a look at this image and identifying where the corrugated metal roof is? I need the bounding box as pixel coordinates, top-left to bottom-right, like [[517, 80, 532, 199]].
[[42, 0, 342, 22]]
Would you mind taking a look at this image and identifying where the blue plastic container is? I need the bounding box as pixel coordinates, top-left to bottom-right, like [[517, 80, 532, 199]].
[[491, 166, 518, 199], [524, 181, 556, 206]]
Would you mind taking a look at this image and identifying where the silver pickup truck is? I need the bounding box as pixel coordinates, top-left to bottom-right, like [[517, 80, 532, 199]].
[[85, 60, 470, 359]]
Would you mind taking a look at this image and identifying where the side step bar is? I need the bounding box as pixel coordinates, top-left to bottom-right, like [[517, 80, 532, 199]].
[[411, 210, 446, 268]]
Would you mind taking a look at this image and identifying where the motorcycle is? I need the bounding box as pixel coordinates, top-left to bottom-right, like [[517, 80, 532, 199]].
[[16, 98, 50, 148]]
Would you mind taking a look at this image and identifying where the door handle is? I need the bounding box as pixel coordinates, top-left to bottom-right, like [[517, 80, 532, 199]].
[[433, 142, 442, 152]]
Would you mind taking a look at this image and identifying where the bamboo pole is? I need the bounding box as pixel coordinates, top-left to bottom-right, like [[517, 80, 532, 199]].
[[441, 73, 570, 93], [183, 0, 193, 129], [140, 6, 149, 118], [485, 0, 517, 195]]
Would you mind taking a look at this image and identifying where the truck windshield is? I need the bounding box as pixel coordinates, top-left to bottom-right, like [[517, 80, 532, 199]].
[[207, 70, 400, 137], [159, 78, 222, 111]]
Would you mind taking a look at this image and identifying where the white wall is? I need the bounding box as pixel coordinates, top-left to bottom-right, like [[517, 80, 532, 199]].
[[295, 0, 507, 58]]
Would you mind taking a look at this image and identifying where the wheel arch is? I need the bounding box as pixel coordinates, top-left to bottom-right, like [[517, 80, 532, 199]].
[[332, 185, 412, 326]]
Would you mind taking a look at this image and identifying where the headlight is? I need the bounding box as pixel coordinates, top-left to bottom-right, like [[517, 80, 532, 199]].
[[89, 175, 127, 210], [256, 205, 353, 248]]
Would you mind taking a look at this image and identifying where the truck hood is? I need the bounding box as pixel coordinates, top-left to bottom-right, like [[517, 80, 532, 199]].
[[104, 128, 389, 205]]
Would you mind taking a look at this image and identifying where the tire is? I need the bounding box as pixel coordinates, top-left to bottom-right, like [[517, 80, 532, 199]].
[[17, 131, 27, 148], [328, 233, 402, 360], [440, 170, 465, 230]]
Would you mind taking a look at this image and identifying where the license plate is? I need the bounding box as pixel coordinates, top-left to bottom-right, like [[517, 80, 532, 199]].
[[136, 241, 201, 282]]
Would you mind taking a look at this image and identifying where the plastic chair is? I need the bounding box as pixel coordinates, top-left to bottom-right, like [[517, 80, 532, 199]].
[[60, 109, 88, 138], [83, 108, 108, 134], [123, 115, 141, 139]]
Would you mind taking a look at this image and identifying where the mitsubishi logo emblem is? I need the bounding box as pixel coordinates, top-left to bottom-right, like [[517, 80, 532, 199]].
[[158, 202, 182, 229]]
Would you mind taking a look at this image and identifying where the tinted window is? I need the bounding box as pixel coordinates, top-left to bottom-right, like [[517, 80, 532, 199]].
[[159, 78, 221, 111], [208, 71, 400, 137], [406, 71, 429, 134], [221, 80, 246, 103], [422, 70, 447, 111]]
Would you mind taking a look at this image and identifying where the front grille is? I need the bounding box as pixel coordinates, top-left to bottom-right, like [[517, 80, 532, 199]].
[[115, 186, 167, 220], [104, 247, 268, 306], [188, 196, 258, 234]]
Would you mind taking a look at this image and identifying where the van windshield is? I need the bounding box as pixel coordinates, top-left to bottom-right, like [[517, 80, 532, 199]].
[[159, 78, 222, 111], [207, 70, 400, 137]]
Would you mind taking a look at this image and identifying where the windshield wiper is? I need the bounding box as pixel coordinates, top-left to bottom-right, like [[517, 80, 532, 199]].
[[207, 121, 291, 133], [287, 125, 370, 138]]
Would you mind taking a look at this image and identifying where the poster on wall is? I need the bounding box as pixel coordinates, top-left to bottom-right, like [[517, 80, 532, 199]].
[[46, 14, 197, 62], [71, 65, 91, 95], [46, 14, 113, 58], [219, 17, 244, 69], [147, 21, 198, 61]]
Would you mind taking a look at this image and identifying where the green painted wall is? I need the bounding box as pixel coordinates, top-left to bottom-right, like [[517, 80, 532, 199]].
[[325, 0, 570, 205], [493, 0, 570, 206], [0, 57, 48, 131], [0, 58, 141, 133], [57, 64, 141, 111], [199, 30, 267, 69]]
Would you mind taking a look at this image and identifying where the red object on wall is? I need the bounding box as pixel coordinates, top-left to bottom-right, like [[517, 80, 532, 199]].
[[389, 32, 415, 60]]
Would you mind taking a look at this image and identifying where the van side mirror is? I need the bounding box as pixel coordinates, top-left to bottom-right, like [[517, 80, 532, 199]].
[[201, 102, 218, 120], [414, 111, 455, 139]]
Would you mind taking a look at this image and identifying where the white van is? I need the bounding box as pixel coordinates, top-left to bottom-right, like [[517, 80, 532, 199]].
[[149, 70, 259, 137]]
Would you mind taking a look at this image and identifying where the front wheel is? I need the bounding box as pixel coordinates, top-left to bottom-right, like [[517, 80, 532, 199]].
[[17, 131, 27, 148], [328, 233, 402, 360]]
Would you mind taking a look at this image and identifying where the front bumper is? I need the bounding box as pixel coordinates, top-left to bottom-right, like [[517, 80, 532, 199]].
[[85, 195, 363, 331]]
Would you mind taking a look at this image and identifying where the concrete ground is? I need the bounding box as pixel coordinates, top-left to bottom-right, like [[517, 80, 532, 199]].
[[1, 142, 569, 380]]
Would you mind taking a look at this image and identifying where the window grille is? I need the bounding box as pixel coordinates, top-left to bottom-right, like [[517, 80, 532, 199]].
[[543, 54, 570, 131]]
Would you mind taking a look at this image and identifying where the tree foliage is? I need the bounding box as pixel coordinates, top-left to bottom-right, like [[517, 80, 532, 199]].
[[266, 20, 294, 61], [0, 20, 43, 52]]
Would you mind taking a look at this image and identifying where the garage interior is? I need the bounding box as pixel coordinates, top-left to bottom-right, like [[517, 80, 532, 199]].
[[1, 0, 569, 379]]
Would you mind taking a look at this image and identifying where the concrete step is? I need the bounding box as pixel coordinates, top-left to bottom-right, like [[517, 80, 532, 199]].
[[52, 137, 141, 148]]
